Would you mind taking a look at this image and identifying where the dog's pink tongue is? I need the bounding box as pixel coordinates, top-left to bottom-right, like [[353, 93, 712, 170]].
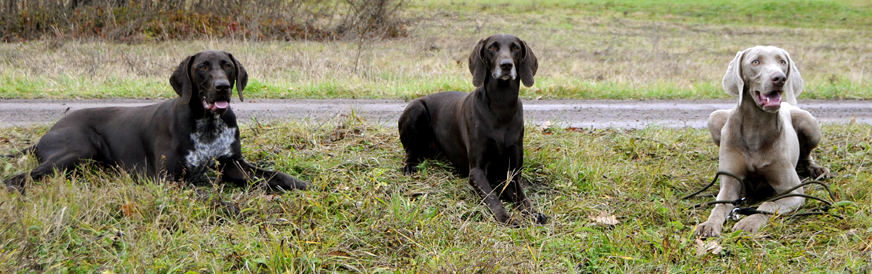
[[214, 101, 229, 109], [762, 92, 782, 109]]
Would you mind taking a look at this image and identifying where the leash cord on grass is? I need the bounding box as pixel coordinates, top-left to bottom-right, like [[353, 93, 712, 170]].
[[682, 171, 843, 219]]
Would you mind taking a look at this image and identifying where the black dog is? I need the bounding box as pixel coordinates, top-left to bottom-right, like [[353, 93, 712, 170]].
[[4, 50, 310, 192], [398, 34, 546, 226]]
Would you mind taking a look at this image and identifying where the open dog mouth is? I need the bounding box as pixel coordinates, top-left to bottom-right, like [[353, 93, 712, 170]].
[[754, 90, 782, 111], [202, 97, 230, 111]]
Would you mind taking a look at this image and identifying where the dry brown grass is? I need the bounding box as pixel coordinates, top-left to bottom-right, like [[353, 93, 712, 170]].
[[1, 4, 871, 100]]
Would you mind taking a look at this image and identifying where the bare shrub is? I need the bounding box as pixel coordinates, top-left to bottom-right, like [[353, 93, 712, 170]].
[[0, 0, 407, 42], [337, 0, 407, 39]]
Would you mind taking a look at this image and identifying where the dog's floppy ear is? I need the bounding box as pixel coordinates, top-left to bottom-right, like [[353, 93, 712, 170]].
[[518, 39, 538, 87], [468, 38, 488, 88], [782, 49, 803, 105], [722, 50, 746, 98], [170, 54, 197, 104], [226, 52, 248, 102]]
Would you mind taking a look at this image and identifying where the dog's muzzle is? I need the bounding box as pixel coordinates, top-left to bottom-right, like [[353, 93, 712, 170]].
[[493, 59, 517, 81]]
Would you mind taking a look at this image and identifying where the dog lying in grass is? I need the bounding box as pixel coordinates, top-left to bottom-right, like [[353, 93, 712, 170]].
[[4, 50, 310, 193], [398, 34, 547, 226], [694, 46, 830, 237]]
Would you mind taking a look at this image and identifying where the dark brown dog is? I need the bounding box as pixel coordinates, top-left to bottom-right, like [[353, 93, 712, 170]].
[[398, 34, 547, 226], [4, 50, 310, 192]]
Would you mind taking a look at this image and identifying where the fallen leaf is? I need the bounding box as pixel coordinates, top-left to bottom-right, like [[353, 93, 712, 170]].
[[268, 217, 292, 225], [120, 203, 137, 217], [225, 251, 245, 262], [590, 212, 619, 226], [845, 228, 861, 237], [694, 238, 723, 257], [261, 194, 282, 201], [539, 120, 552, 132], [327, 251, 350, 257]]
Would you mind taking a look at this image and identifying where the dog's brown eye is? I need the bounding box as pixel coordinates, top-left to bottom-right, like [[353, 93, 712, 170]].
[[198, 65, 207, 71], [223, 64, 232, 69], [751, 60, 760, 65], [488, 45, 497, 51], [780, 60, 787, 65]]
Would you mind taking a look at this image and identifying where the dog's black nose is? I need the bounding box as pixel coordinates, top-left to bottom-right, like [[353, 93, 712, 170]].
[[499, 59, 514, 71], [215, 79, 231, 91], [771, 73, 786, 87]]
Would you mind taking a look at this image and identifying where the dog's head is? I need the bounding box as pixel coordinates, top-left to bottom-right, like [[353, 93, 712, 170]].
[[170, 50, 248, 114], [469, 34, 538, 88], [723, 46, 803, 112]]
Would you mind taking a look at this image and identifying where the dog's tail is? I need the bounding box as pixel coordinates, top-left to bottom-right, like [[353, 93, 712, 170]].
[[3, 145, 36, 158]]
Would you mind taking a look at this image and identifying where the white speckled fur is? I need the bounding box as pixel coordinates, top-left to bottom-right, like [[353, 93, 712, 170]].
[[185, 114, 236, 179], [492, 66, 517, 81]]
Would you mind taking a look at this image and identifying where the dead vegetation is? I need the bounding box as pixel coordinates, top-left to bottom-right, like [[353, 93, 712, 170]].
[[0, 0, 407, 42]]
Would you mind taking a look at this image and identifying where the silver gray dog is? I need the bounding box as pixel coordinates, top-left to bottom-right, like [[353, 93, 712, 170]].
[[694, 46, 830, 237]]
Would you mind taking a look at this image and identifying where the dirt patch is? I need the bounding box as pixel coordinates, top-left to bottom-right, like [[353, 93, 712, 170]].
[[1, 99, 869, 129]]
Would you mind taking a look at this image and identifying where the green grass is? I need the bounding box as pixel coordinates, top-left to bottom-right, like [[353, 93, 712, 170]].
[[415, 0, 872, 29], [2, 119, 871, 272], [1, 71, 867, 101], [1, 0, 871, 100]]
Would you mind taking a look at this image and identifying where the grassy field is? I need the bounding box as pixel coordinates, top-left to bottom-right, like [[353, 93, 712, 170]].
[[1, 119, 871, 272], [1, 0, 871, 100], [3, 1, 872, 273]]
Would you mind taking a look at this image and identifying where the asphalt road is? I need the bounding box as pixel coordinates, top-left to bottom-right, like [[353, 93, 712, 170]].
[[1, 99, 870, 129]]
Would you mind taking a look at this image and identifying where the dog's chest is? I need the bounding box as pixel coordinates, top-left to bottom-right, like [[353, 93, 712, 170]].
[[185, 115, 237, 177]]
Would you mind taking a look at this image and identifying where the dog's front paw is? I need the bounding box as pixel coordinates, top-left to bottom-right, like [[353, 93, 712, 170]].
[[502, 213, 547, 227], [286, 176, 312, 190], [492, 211, 521, 227], [534, 212, 548, 225], [732, 214, 767, 234], [4, 174, 28, 194], [694, 220, 725, 238], [218, 200, 241, 217], [269, 173, 312, 191], [807, 164, 831, 180], [402, 165, 417, 175]]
